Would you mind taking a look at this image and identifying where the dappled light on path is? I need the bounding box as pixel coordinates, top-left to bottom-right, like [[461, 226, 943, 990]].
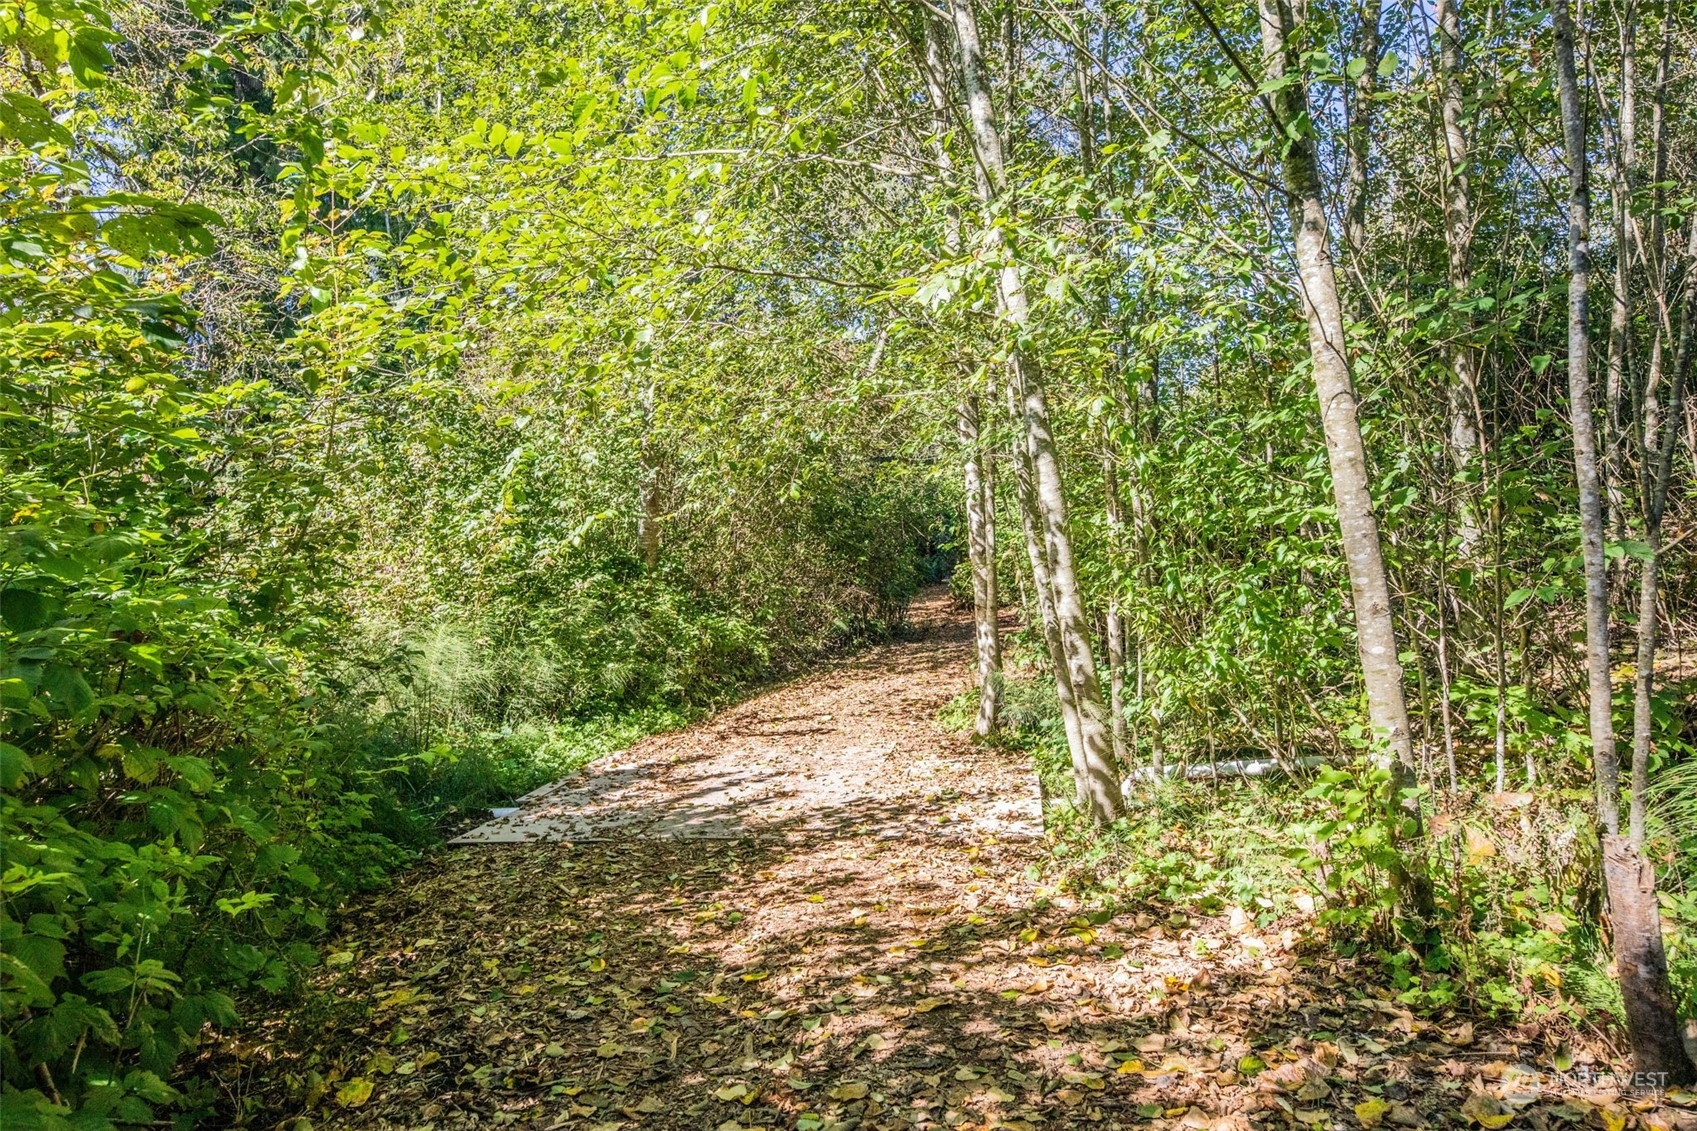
[[451, 592, 1041, 844]]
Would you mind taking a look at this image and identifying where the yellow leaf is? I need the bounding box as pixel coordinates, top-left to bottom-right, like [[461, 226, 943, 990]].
[[1599, 1106, 1626, 1131], [807, 894, 824, 903], [912, 997, 948, 1013], [597, 1041, 624, 1058], [830, 1082, 870, 1100], [715, 1083, 749, 1101], [335, 1078, 374, 1108], [1461, 1092, 1516, 1128], [1465, 827, 1497, 863], [1116, 1058, 1145, 1074], [586, 957, 607, 972], [740, 970, 769, 982], [1356, 1098, 1391, 1128]]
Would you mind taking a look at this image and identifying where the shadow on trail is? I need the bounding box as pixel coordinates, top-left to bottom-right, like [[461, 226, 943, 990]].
[[207, 809, 1378, 1131]]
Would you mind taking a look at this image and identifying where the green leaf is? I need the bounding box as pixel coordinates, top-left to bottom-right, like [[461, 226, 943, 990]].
[[121, 745, 162, 784], [37, 664, 94, 715], [0, 951, 58, 1008], [0, 743, 32, 789], [0, 92, 74, 147], [0, 588, 53, 632]]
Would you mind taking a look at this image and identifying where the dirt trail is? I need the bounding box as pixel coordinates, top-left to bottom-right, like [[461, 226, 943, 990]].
[[451, 591, 1040, 845], [222, 594, 1638, 1131]]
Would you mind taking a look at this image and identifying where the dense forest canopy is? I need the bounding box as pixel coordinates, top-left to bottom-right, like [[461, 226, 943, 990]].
[[2, 0, 1695, 1122]]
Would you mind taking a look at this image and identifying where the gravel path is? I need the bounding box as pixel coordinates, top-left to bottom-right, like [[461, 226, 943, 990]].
[[452, 590, 1041, 844]]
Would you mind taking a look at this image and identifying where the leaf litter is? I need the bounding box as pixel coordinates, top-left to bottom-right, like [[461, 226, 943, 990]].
[[203, 597, 1697, 1131]]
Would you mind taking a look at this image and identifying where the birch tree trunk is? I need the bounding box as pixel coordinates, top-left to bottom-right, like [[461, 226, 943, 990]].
[[958, 396, 1004, 738], [1551, 0, 1695, 1085], [1005, 387, 1085, 766], [945, 0, 1122, 821]]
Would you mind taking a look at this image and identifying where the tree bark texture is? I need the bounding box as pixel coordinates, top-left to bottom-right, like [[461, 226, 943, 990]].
[[946, 0, 1122, 822], [958, 396, 1004, 737]]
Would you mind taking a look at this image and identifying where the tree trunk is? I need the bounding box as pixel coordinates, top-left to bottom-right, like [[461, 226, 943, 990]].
[[1258, 0, 1429, 921], [1629, 184, 1695, 852], [917, 16, 1001, 738], [1433, 0, 1485, 556], [1603, 838, 1697, 1085], [638, 384, 661, 570], [1551, 0, 1621, 839], [1341, 0, 1382, 317], [1602, 0, 1636, 540], [1103, 448, 1128, 768], [958, 396, 1003, 738], [946, 0, 1122, 822], [1005, 390, 1085, 766], [1257, 0, 1415, 775], [1551, 0, 1694, 1085]]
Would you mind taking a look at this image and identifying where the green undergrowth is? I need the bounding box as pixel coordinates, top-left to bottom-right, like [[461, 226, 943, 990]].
[[396, 707, 695, 833], [942, 679, 1695, 1031]]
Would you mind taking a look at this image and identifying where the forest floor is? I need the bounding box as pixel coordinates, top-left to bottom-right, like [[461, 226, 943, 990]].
[[215, 593, 1695, 1131]]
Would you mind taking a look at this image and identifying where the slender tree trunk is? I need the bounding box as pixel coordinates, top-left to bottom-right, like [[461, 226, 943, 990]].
[[1433, 0, 1486, 556], [1341, 0, 1382, 318], [1552, 0, 1695, 1085], [1005, 390, 1085, 765], [638, 384, 661, 570], [1075, 31, 1128, 775], [945, 0, 1122, 821], [638, 470, 661, 570], [959, 396, 1003, 737], [1258, 0, 1429, 920], [1552, 0, 1620, 841], [1258, 0, 1416, 775], [918, 17, 1001, 738], [1602, 0, 1636, 540], [1103, 446, 1128, 767], [1629, 216, 1694, 845]]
